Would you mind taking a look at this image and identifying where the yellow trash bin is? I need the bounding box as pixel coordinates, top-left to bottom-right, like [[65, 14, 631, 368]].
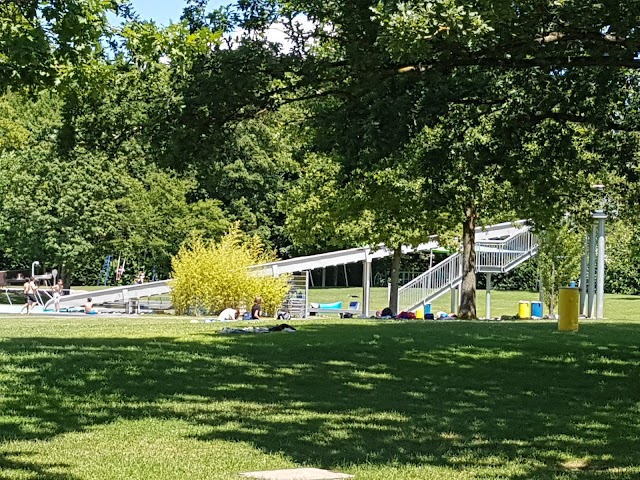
[[558, 287, 579, 332], [518, 301, 531, 319], [416, 307, 424, 319]]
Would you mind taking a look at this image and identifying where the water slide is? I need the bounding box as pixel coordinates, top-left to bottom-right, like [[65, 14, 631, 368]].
[[9, 220, 530, 315], [42, 280, 171, 312]]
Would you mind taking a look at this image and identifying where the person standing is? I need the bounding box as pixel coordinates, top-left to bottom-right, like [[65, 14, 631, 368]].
[[52, 279, 64, 312], [23, 277, 38, 314], [116, 264, 125, 283]]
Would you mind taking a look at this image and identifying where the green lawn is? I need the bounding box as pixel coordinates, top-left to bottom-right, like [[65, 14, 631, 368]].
[[311, 287, 554, 318], [1, 294, 640, 479]]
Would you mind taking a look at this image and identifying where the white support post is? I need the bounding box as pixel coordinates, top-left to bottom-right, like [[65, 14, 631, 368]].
[[304, 270, 309, 318], [361, 255, 371, 317], [595, 211, 607, 319], [588, 223, 597, 318], [486, 273, 492, 319], [122, 289, 129, 313], [580, 235, 588, 316], [450, 285, 457, 314]]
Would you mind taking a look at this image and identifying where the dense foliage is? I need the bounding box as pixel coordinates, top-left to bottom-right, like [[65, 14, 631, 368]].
[[2, 0, 640, 306], [0, 91, 227, 284], [171, 226, 290, 315]]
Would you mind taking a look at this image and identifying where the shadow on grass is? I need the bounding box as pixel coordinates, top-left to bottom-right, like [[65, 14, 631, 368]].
[[1, 321, 640, 478], [0, 452, 78, 480]]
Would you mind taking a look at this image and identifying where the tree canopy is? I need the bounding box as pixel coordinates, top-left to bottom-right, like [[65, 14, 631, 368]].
[[1, 0, 640, 307]]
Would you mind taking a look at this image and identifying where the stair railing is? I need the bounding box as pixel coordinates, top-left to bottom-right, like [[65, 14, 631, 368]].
[[397, 253, 462, 312], [398, 228, 537, 312], [476, 230, 537, 273]]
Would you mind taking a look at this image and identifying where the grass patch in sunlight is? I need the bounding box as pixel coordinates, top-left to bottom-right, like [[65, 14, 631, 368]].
[[1, 314, 640, 479]]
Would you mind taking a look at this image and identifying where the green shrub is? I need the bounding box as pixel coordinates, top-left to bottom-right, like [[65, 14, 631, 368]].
[[604, 220, 640, 294], [171, 226, 290, 316], [537, 223, 583, 315]]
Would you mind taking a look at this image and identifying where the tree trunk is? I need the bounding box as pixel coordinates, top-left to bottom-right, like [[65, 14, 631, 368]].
[[60, 263, 73, 291], [388, 245, 402, 315], [458, 207, 477, 319]]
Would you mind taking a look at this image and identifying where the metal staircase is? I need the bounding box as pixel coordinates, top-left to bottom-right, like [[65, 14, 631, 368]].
[[398, 225, 537, 312], [278, 273, 309, 318], [476, 228, 538, 273]]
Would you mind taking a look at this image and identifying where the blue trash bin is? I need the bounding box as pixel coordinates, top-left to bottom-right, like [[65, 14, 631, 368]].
[[424, 303, 431, 314], [531, 301, 543, 317]]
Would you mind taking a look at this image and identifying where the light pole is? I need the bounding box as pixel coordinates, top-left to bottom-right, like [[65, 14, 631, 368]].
[[592, 184, 607, 319], [31, 261, 40, 278]]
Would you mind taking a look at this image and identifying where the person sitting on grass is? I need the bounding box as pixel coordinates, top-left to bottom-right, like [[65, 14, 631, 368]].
[[251, 296, 263, 320], [218, 307, 239, 321]]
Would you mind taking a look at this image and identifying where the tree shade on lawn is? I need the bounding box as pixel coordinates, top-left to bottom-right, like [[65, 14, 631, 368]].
[[1, 305, 640, 478]]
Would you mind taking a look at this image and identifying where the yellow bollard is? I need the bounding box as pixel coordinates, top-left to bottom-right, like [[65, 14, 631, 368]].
[[518, 301, 531, 319], [558, 287, 579, 332]]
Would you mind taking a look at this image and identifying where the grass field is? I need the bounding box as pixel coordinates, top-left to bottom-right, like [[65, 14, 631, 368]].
[[1, 292, 640, 479], [308, 287, 543, 318]]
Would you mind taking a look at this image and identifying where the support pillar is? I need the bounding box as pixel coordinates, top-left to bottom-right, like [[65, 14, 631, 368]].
[[304, 270, 310, 318], [321, 267, 326, 288], [595, 211, 607, 319], [450, 285, 457, 314], [588, 223, 597, 318], [361, 256, 371, 317], [580, 235, 588, 316], [486, 273, 492, 319]]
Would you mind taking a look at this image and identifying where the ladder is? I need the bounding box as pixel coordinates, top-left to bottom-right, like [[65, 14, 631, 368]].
[[97, 255, 113, 286], [278, 273, 309, 318]]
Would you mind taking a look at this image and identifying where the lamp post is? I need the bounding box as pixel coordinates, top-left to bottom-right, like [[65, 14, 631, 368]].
[[591, 184, 607, 319], [31, 261, 40, 278]]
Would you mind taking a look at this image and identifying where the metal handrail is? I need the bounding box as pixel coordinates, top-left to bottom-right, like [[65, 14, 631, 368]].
[[4, 288, 12, 305], [398, 253, 462, 311], [398, 228, 538, 311], [476, 230, 537, 272]]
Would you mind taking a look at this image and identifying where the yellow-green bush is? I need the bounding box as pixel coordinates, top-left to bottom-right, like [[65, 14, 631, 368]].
[[171, 225, 290, 316]]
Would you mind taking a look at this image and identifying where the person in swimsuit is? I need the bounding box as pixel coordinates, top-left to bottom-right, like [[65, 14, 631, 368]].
[[23, 277, 38, 314], [85, 298, 95, 314], [52, 279, 64, 312]]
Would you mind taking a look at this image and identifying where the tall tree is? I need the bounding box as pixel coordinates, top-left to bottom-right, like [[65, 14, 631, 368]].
[[222, 0, 640, 317], [0, 91, 228, 285], [0, 0, 128, 91], [283, 148, 449, 313]]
